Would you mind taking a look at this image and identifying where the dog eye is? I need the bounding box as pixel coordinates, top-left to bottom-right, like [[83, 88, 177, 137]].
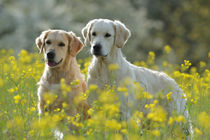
[[46, 40, 51, 45], [58, 42, 65, 47], [92, 32, 96, 36], [105, 33, 111, 38]]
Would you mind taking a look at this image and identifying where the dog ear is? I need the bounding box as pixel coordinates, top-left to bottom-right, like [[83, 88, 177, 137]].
[[81, 19, 97, 47], [114, 20, 131, 48], [35, 30, 50, 53], [67, 32, 84, 57]]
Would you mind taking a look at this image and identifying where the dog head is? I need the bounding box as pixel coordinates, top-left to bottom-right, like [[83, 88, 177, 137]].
[[82, 19, 130, 57], [36, 29, 83, 68]]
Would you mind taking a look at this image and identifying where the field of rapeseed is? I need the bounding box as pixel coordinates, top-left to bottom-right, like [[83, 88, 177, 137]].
[[0, 47, 209, 140]]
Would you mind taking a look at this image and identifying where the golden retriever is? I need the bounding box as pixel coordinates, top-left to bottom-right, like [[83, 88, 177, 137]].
[[82, 19, 193, 137], [36, 29, 89, 118]]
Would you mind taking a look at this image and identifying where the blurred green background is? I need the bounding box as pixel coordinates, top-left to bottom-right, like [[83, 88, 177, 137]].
[[0, 0, 209, 66]]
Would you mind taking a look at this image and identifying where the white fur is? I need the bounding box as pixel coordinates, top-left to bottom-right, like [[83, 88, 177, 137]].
[[82, 19, 193, 137]]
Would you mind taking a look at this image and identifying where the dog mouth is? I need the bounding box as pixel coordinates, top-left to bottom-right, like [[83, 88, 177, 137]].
[[92, 51, 108, 57], [47, 59, 63, 67], [93, 52, 102, 56]]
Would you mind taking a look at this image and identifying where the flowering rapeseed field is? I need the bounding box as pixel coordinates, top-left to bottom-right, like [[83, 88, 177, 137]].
[[0, 47, 209, 140]]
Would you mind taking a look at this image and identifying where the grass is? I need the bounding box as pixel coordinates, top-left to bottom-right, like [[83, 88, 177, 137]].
[[0, 48, 209, 140]]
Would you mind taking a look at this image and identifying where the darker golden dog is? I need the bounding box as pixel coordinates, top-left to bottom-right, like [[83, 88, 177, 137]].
[[36, 29, 89, 119]]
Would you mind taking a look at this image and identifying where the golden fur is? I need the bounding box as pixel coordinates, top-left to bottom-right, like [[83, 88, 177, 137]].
[[36, 29, 89, 118]]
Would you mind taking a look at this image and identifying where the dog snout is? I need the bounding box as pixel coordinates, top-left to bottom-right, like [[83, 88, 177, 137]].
[[47, 51, 55, 60], [93, 43, 102, 52]]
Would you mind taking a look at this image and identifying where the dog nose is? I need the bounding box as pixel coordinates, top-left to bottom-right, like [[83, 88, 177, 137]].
[[93, 43, 102, 52], [47, 51, 55, 60]]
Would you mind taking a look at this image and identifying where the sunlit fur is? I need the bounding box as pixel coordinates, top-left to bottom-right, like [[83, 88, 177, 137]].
[[36, 30, 89, 118], [82, 19, 193, 137]]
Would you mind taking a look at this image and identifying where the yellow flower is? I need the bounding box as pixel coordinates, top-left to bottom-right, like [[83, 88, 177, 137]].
[[149, 51, 155, 57], [195, 127, 202, 136], [147, 113, 154, 119], [147, 51, 155, 65], [8, 88, 15, 93], [70, 79, 80, 87], [175, 115, 186, 123], [44, 93, 57, 105], [164, 45, 171, 54], [184, 60, 191, 67], [60, 78, 71, 95], [9, 56, 15, 62], [105, 119, 121, 131], [190, 99, 197, 104], [173, 71, 181, 77], [153, 100, 158, 105], [149, 103, 155, 108], [111, 134, 123, 140], [87, 108, 94, 116], [117, 87, 128, 92], [134, 61, 148, 67], [129, 119, 138, 130], [133, 111, 143, 119], [18, 50, 31, 63], [148, 106, 167, 122], [62, 102, 68, 108], [143, 92, 153, 99], [74, 79, 80, 85], [121, 121, 127, 128], [54, 108, 60, 112], [87, 119, 94, 127], [44, 112, 49, 117], [168, 117, 174, 125], [1, 48, 210, 138], [14, 94, 21, 104], [89, 84, 98, 91], [86, 128, 93, 135], [166, 92, 173, 101], [200, 61, 206, 68], [29, 130, 35, 137], [181, 60, 192, 71], [109, 63, 119, 70], [152, 129, 160, 136], [104, 104, 120, 117], [133, 61, 141, 66], [145, 104, 149, 109], [29, 107, 36, 114], [190, 67, 197, 74], [121, 129, 128, 135]]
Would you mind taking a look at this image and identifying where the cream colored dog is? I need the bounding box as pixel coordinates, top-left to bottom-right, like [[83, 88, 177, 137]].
[[36, 29, 89, 118], [82, 19, 193, 136]]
